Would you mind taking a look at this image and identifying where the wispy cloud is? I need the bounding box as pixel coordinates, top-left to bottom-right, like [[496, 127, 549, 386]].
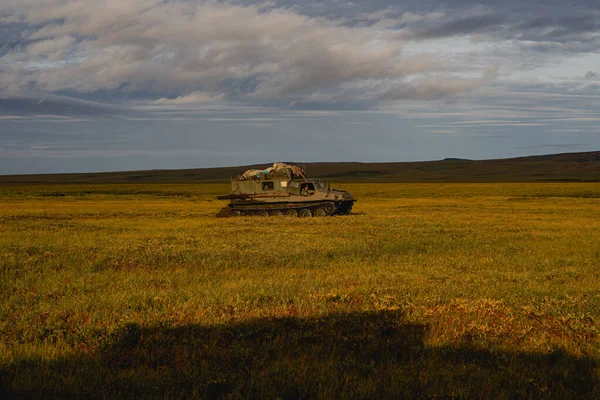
[[154, 92, 225, 105], [0, 92, 136, 117], [409, 13, 506, 40]]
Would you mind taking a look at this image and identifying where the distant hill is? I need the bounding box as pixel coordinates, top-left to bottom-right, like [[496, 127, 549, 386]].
[[1, 151, 599, 184]]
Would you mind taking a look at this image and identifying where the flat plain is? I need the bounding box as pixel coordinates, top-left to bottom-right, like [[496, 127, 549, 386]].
[[1, 182, 600, 398]]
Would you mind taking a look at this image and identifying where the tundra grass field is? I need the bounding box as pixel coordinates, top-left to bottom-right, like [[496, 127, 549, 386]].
[[1, 182, 600, 398]]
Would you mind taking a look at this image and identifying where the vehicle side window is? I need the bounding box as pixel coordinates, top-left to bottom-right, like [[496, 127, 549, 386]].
[[300, 183, 315, 196], [262, 181, 274, 191]]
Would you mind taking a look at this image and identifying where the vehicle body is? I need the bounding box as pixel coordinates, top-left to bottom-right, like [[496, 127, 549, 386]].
[[216, 162, 356, 217]]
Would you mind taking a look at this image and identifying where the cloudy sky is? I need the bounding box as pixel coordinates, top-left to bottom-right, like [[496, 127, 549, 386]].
[[1, 0, 599, 174]]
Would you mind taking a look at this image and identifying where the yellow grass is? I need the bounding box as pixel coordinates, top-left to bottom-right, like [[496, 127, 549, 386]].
[[1, 183, 599, 398]]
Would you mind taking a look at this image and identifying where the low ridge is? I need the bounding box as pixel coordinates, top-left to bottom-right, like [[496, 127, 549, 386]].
[[1, 151, 599, 184]]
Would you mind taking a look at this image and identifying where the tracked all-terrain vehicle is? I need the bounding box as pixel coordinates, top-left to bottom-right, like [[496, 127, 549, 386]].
[[216, 162, 356, 217]]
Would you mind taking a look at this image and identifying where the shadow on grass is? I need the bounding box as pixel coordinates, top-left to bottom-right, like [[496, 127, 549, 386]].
[[2, 310, 598, 399]]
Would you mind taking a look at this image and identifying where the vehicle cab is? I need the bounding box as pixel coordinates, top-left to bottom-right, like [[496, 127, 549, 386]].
[[286, 180, 328, 196]]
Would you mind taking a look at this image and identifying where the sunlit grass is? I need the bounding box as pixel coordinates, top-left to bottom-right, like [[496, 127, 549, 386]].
[[1, 183, 599, 398]]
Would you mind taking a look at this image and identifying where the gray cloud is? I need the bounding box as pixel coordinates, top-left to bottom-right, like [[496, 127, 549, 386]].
[[520, 14, 599, 37], [379, 76, 486, 101], [1, 0, 599, 117], [403, 6, 599, 54], [585, 71, 599, 80], [410, 13, 506, 39], [0, 0, 494, 112], [511, 13, 600, 54], [0, 92, 136, 117]]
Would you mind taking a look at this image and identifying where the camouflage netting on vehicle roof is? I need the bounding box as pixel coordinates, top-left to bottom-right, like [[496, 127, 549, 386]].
[[238, 162, 305, 180]]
